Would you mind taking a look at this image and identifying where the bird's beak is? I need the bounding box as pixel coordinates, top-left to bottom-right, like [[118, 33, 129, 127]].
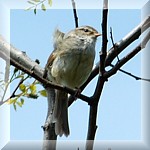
[[94, 33, 102, 37]]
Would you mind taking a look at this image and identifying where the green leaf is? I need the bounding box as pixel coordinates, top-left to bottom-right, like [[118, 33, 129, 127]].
[[39, 90, 47, 97], [7, 98, 17, 104], [19, 84, 26, 92], [20, 98, 24, 105], [13, 103, 17, 111], [41, 3, 46, 11], [16, 101, 22, 107], [29, 84, 37, 94], [34, 8, 37, 15], [48, 0, 52, 6], [27, 1, 35, 5]]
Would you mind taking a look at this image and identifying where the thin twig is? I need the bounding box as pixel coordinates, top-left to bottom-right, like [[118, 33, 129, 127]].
[[3, 76, 29, 103], [71, 0, 79, 28], [1, 75, 36, 106], [1, 76, 12, 102], [10, 76, 29, 98], [110, 64, 150, 82], [110, 27, 120, 61], [106, 16, 150, 66], [105, 31, 150, 79]]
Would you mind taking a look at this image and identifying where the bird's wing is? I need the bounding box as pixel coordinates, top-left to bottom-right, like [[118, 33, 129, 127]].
[[43, 52, 57, 78]]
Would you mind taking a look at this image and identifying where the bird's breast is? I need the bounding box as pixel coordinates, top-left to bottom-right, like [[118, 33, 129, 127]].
[[50, 43, 95, 89]]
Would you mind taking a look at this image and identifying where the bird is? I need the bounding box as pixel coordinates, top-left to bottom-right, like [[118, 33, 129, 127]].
[[44, 26, 101, 137]]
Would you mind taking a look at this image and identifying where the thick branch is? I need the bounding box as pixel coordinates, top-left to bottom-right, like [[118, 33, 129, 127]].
[[0, 35, 91, 103], [86, 78, 105, 150], [42, 88, 57, 150]]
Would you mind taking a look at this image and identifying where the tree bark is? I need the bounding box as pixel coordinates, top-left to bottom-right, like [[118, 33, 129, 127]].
[[42, 88, 57, 150]]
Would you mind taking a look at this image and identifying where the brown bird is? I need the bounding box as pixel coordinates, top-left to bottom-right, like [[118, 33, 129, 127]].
[[44, 26, 101, 137]]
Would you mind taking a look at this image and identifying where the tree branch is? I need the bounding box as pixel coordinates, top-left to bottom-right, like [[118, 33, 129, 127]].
[[71, 0, 78, 28], [110, 64, 150, 82], [1, 75, 29, 105], [42, 87, 57, 150], [0, 35, 91, 103], [105, 30, 150, 79], [86, 77, 105, 150], [110, 27, 120, 62], [99, 0, 108, 75], [86, 1, 108, 150], [81, 16, 150, 89]]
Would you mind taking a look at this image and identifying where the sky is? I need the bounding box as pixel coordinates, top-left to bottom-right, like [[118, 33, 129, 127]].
[[0, 0, 149, 149]]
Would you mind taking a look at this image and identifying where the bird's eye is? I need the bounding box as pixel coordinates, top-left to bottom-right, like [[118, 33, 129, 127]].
[[83, 29, 89, 32]]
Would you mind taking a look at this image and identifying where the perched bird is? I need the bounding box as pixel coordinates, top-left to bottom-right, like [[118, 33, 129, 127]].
[[44, 26, 101, 137]]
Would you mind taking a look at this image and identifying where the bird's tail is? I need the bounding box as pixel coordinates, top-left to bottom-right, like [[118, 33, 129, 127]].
[[53, 90, 70, 137]]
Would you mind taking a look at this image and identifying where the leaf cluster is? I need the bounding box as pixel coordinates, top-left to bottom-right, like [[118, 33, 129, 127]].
[[26, 0, 52, 14], [4, 67, 47, 110]]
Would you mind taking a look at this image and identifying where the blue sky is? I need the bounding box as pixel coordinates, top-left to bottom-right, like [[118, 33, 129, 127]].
[[9, 8, 142, 142]]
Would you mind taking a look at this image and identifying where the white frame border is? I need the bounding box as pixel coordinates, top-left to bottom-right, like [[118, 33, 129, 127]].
[[0, 0, 149, 149]]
